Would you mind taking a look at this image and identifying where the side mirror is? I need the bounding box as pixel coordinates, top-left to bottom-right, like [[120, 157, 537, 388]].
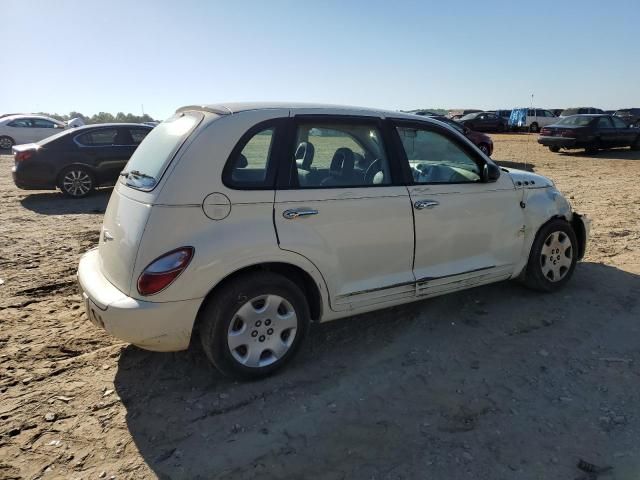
[[482, 162, 501, 182]]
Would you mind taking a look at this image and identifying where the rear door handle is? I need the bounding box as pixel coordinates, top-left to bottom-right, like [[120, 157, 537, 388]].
[[414, 200, 439, 210], [283, 208, 319, 219]]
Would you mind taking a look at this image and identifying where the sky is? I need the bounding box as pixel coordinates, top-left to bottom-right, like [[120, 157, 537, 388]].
[[3, 0, 639, 120]]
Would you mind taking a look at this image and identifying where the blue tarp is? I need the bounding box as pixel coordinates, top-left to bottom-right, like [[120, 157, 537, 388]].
[[509, 108, 528, 127]]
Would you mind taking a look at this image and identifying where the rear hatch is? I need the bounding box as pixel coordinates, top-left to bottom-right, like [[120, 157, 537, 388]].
[[98, 187, 152, 295], [97, 111, 204, 296]]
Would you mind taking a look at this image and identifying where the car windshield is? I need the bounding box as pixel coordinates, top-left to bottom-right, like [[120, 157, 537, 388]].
[[121, 111, 203, 191], [556, 116, 595, 126]]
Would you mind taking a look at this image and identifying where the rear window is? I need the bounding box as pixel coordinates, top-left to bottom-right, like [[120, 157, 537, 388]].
[[121, 112, 203, 191], [557, 116, 595, 126], [561, 109, 579, 116]]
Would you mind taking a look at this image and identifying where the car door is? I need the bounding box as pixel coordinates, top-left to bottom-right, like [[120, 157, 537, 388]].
[[74, 128, 122, 183], [392, 120, 523, 297], [31, 118, 62, 142], [274, 116, 416, 311], [595, 117, 617, 147], [611, 116, 637, 146], [5, 118, 34, 144]]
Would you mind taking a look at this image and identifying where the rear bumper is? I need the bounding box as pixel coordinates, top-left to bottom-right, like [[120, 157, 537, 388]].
[[77, 248, 202, 352], [12, 165, 56, 190], [537, 137, 578, 148]]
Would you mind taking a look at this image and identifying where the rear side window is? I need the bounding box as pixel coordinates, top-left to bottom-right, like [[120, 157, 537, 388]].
[[76, 129, 118, 146], [596, 117, 613, 128], [8, 119, 31, 127], [227, 127, 275, 186], [129, 128, 150, 145], [122, 112, 203, 191]]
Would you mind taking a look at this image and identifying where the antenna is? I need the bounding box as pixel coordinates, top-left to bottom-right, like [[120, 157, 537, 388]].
[[141, 104, 145, 116]]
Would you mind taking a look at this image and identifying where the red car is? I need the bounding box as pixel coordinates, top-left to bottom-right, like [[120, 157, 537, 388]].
[[427, 115, 494, 156]]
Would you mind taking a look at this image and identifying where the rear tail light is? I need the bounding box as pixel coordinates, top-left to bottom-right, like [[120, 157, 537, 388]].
[[540, 128, 550, 135], [137, 247, 194, 296], [14, 150, 34, 162]]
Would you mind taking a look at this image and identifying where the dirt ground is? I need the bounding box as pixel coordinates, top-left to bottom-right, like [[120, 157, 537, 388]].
[[1, 134, 640, 480]]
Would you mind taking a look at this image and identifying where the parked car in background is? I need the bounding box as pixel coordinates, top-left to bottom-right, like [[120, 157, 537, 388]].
[[560, 107, 604, 117], [538, 114, 640, 154], [487, 109, 512, 125], [550, 109, 564, 117], [429, 115, 494, 155], [614, 108, 640, 127], [448, 109, 482, 120], [77, 102, 590, 379], [456, 112, 506, 132], [12, 123, 152, 197], [509, 108, 557, 132], [0, 114, 66, 149]]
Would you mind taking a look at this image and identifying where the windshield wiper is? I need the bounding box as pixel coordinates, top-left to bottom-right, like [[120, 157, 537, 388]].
[[119, 170, 155, 181]]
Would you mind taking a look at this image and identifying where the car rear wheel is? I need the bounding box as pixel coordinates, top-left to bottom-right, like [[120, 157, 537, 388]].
[[548, 146, 560, 153], [0, 136, 15, 150], [523, 219, 578, 292], [59, 166, 95, 198], [199, 272, 310, 379], [529, 123, 539, 133]]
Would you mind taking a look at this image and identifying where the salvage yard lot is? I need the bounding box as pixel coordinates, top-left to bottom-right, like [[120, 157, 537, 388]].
[[1, 134, 640, 479]]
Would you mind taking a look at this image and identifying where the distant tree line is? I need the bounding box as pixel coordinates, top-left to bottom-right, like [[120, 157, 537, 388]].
[[36, 111, 157, 124]]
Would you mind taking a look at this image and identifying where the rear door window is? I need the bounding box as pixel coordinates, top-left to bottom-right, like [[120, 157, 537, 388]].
[[76, 129, 118, 146], [8, 119, 32, 128], [596, 117, 613, 128]]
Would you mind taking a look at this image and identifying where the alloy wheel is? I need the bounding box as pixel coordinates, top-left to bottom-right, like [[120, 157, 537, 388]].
[[62, 169, 93, 197], [227, 294, 298, 368], [540, 231, 573, 282], [0, 137, 13, 149]]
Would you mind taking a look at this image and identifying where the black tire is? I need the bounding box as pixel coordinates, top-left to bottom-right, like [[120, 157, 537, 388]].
[[523, 219, 578, 292], [58, 165, 95, 198], [199, 272, 310, 379], [548, 146, 560, 153], [0, 136, 15, 150], [585, 139, 601, 155], [478, 143, 491, 156], [529, 123, 539, 133]]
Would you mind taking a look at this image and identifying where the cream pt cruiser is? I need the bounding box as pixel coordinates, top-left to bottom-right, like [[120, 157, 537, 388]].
[[77, 103, 590, 378]]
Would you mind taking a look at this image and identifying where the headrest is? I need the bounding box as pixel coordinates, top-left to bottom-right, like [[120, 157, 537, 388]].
[[329, 148, 355, 175], [295, 141, 315, 170]]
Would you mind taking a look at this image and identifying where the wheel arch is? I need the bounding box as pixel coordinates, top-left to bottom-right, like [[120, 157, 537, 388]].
[[192, 261, 324, 341], [55, 162, 97, 187]]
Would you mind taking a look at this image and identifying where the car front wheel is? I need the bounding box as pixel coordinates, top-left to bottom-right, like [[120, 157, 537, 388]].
[[523, 219, 578, 292], [199, 272, 310, 379], [529, 123, 539, 133], [548, 146, 560, 153]]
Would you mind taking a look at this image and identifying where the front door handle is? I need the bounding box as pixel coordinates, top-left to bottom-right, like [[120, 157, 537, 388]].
[[283, 208, 319, 219], [414, 200, 439, 210]]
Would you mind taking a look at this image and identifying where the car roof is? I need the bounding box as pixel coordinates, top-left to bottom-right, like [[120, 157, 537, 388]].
[[71, 123, 152, 130], [176, 102, 423, 121], [1, 114, 63, 122]]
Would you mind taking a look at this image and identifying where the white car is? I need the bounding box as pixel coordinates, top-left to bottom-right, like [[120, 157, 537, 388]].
[[0, 114, 66, 149], [77, 103, 590, 378]]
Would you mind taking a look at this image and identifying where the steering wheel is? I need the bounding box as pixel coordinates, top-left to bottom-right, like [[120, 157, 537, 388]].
[[364, 158, 382, 184]]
